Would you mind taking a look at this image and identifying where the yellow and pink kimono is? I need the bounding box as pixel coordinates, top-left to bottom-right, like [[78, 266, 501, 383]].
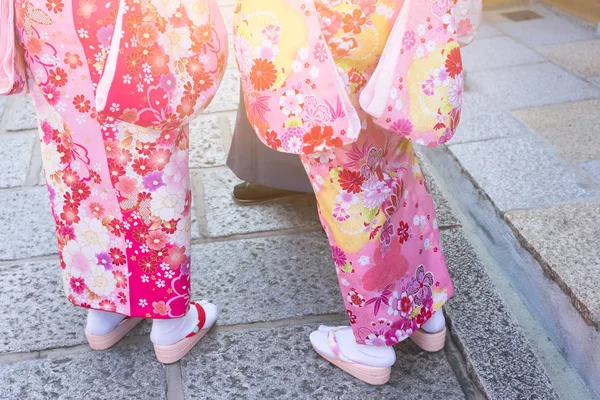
[[10, 0, 228, 319], [234, 0, 480, 346]]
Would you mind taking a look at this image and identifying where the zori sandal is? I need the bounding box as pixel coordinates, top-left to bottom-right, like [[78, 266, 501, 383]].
[[310, 326, 393, 386], [410, 326, 447, 353], [153, 301, 218, 364], [85, 317, 144, 351]]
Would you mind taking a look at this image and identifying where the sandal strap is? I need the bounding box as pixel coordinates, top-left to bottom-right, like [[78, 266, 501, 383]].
[[185, 302, 207, 338], [327, 327, 354, 364]]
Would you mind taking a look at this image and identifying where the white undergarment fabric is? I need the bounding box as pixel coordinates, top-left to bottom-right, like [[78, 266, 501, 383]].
[[310, 309, 446, 367], [86, 309, 126, 336]]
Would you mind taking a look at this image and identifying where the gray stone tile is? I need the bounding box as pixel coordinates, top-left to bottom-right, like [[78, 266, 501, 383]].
[[475, 24, 503, 39], [189, 114, 227, 168], [449, 135, 597, 211], [513, 99, 600, 161], [205, 68, 240, 114], [0, 259, 87, 353], [580, 160, 600, 184], [452, 92, 531, 144], [505, 202, 600, 327], [6, 94, 38, 132], [461, 36, 544, 72], [200, 169, 320, 238], [0, 187, 57, 261], [181, 324, 465, 399], [537, 40, 600, 77], [441, 228, 558, 399], [190, 232, 344, 326], [416, 149, 461, 227], [495, 16, 597, 47], [0, 97, 6, 123], [589, 76, 600, 88], [469, 62, 600, 110], [0, 132, 36, 188], [0, 343, 167, 400]]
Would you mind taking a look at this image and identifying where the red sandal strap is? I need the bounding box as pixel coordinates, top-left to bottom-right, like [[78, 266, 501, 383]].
[[185, 302, 207, 338]]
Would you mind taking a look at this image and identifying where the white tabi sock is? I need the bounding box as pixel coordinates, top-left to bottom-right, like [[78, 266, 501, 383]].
[[421, 309, 446, 334], [86, 309, 126, 336], [150, 302, 218, 346], [310, 325, 396, 367]]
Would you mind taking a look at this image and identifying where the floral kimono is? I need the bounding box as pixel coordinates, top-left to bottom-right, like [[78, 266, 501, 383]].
[[13, 0, 228, 319], [234, 0, 480, 346]]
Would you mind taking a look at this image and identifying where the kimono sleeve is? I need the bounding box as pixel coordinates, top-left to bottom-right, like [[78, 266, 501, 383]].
[[234, 0, 361, 155], [359, 0, 465, 147], [96, 0, 228, 130], [0, 0, 27, 96], [455, 0, 483, 47]]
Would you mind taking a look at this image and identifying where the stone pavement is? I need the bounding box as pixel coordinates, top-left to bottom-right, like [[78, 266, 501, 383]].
[[0, 2, 598, 399]]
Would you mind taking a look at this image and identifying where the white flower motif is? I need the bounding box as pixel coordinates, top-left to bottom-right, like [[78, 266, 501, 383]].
[[141, 275, 150, 283], [159, 26, 192, 60], [139, 299, 148, 307], [87, 264, 117, 296], [297, 47, 309, 60], [358, 255, 371, 266], [151, 186, 186, 221], [75, 217, 110, 253], [63, 240, 95, 278]]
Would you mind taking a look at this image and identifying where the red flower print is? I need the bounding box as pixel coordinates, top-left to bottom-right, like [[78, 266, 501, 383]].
[[99, 299, 117, 312], [133, 226, 150, 244], [347, 310, 357, 324], [73, 95, 91, 113], [71, 181, 91, 201], [194, 70, 214, 92], [153, 301, 171, 316], [136, 23, 159, 48], [139, 255, 157, 274], [136, 141, 156, 156], [70, 277, 86, 294], [183, 82, 199, 101], [46, 0, 64, 13], [126, 53, 141, 74], [64, 52, 83, 69], [60, 204, 80, 225], [250, 58, 277, 91], [397, 221, 409, 244], [415, 306, 433, 327], [117, 291, 128, 305], [166, 246, 186, 270], [390, 118, 413, 137], [63, 192, 80, 208], [49, 68, 68, 87], [146, 230, 169, 251], [113, 270, 128, 289], [445, 47, 463, 78], [109, 219, 124, 237], [132, 157, 151, 176], [347, 289, 366, 308], [342, 9, 366, 34], [177, 96, 197, 118], [338, 169, 365, 194], [62, 169, 80, 187], [42, 85, 60, 105], [149, 148, 171, 171], [149, 50, 170, 76], [265, 130, 282, 149], [331, 246, 347, 267], [109, 248, 126, 266], [302, 126, 342, 154]]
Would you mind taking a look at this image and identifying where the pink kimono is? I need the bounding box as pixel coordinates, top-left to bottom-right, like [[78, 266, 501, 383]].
[[234, 0, 480, 346], [12, 0, 227, 319]]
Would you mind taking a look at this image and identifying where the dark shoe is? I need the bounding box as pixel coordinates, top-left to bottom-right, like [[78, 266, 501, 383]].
[[232, 182, 306, 205]]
